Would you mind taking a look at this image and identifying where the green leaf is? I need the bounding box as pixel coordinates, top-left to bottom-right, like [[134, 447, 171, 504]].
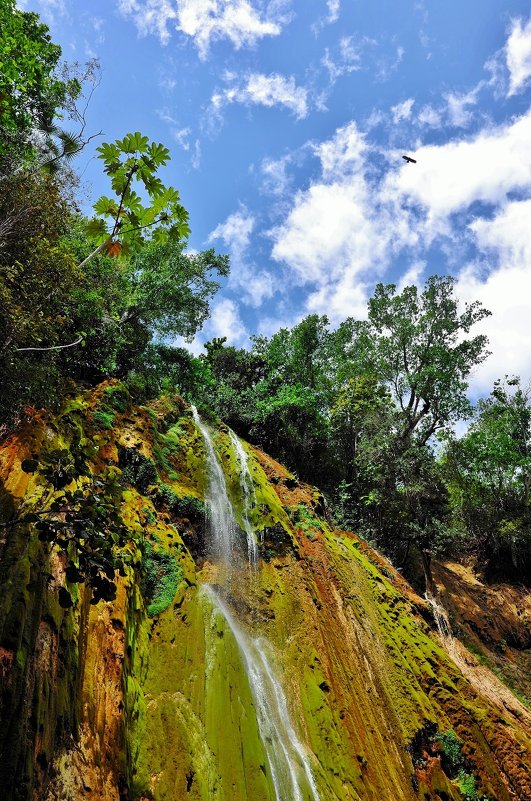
[[85, 218, 108, 237], [96, 141, 120, 163], [93, 196, 119, 216], [148, 141, 170, 165]]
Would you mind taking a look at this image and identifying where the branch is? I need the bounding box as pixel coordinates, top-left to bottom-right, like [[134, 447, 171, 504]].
[[77, 238, 111, 269], [110, 164, 137, 240], [15, 335, 83, 353], [40, 130, 102, 172]]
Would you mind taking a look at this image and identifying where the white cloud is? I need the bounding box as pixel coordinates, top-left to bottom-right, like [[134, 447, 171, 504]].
[[210, 208, 254, 255], [444, 88, 479, 128], [416, 105, 442, 128], [391, 98, 415, 123], [451, 200, 531, 393], [457, 268, 531, 394], [118, 0, 284, 56], [209, 298, 248, 343], [506, 17, 531, 96], [386, 109, 531, 229], [396, 261, 425, 293], [270, 122, 415, 322], [321, 36, 365, 83], [269, 106, 531, 343], [260, 154, 292, 196], [209, 209, 274, 306], [326, 0, 340, 24], [377, 45, 405, 81], [173, 126, 192, 148], [470, 198, 531, 263], [212, 73, 308, 118]]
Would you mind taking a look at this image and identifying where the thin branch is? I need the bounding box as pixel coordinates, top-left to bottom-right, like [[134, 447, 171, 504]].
[[41, 130, 102, 172], [110, 164, 136, 239], [77, 238, 111, 269], [15, 335, 83, 353]]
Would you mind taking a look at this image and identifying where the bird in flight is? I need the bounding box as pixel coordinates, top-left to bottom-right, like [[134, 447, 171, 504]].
[[402, 155, 417, 164]]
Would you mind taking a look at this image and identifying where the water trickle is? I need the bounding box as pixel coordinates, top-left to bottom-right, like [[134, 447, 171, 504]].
[[204, 586, 321, 801], [424, 592, 464, 667], [228, 429, 258, 566], [191, 405, 238, 563], [424, 592, 452, 639]]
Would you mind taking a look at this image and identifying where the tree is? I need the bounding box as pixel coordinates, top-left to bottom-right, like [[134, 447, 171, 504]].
[[340, 276, 490, 587], [83, 132, 190, 266], [442, 377, 531, 579], [124, 239, 228, 340], [329, 374, 390, 485], [359, 275, 491, 444], [0, 0, 80, 172]]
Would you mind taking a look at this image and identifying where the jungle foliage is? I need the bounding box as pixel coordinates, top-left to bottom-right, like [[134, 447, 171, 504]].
[[1, 2, 529, 589]]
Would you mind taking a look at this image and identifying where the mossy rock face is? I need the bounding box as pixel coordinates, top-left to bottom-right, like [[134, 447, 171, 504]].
[[0, 385, 530, 801]]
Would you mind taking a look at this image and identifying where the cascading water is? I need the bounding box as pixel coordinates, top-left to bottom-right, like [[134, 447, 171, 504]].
[[191, 405, 239, 563], [424, 592, 452, 639], [424, 592, 462, 666], [228, 429, 259, 565], [191, 406, 321, 801], [204, 586, 321, 801]]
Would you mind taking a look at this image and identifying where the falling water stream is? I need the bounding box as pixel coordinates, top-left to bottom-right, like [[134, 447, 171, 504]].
[[191, 406, 321, 801], [424, 592, 463, 666], [191, 405, 238, 562], [228, 429, 259, 565]]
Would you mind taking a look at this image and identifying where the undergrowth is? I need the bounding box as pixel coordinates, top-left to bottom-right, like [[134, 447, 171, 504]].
[[141, 540, 183, 617]]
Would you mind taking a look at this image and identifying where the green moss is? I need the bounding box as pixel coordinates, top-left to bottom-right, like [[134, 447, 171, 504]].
[[92, 408, 116, 429], [288, 503, 323, 538], [156, 483, 205, 521]]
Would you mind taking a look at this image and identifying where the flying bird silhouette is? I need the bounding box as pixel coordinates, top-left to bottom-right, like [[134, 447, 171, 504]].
[[402, 155, 417, 164]]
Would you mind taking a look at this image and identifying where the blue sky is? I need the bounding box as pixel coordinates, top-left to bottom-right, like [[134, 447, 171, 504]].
[[20, 0, 531, 394]]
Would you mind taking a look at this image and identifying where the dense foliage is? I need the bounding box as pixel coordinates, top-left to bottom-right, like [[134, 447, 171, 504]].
[[1, 2, 529, 589]]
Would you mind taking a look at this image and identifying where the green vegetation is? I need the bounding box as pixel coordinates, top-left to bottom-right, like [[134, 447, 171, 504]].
[[434, 730, 489, 801], [156, 484, 205, 521], [141, 540, 183, 617], [0, 0, 529, 592], [435, 729, 464, 772], [288, 503, 324, 539], [119, 447, 159, 492]]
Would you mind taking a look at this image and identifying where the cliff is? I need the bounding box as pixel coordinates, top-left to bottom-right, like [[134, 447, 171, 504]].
[[0, 382, 529, 801]]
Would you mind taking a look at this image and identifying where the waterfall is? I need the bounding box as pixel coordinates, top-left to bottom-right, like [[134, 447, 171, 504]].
[[191, 406, 321, 801], [424, 592, 452, 639], [228, 429, 259, 565], [424, 591, 464, 667], [191, 405, 239, 563], [204, 586, 321, 801]]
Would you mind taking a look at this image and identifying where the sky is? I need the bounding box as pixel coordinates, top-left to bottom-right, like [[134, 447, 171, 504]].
[[19, 0, 531, 396]]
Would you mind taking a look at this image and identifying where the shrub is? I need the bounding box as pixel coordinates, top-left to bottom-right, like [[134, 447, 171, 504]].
[[118, 446, 158, 492], [102, 384, 131, 412], [434, 729, 463, 773], [141, 541, 183, 617], [92, 408, 116, 430], [156, 483, 205, 521]]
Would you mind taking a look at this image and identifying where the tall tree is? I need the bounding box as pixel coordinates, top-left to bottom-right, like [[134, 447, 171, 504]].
[[443, 377, 531, 579], [359, 275, 491, 444], [0, 0, 80, 172]]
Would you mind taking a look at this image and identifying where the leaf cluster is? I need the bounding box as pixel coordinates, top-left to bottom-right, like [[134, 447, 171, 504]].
[[20, 439, 136, 606]]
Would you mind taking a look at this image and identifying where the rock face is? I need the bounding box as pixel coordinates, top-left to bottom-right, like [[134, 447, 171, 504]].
[[0, 382, 530, 801]]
